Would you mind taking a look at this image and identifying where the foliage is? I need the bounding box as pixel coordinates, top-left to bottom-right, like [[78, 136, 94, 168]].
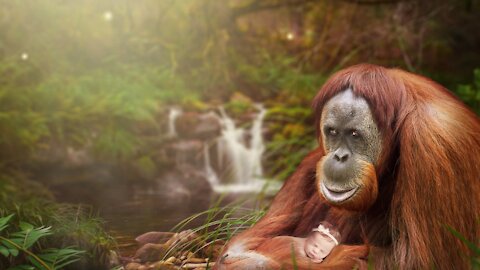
[[445, 225, 480, 269], [164, 198, 266, 260], [0, 174, 115, 269], [264, 105, 317, 180], [456, 69, 480, 114], [234, 52, 326, 100], [0, 214, 85, 270], [0, 0, 479, 266]]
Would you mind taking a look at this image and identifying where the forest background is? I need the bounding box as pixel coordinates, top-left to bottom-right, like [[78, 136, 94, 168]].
[[0, 0, 479, 269]]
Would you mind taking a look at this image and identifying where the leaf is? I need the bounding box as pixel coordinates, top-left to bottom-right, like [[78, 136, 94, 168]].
[[0, 244, 10, 256], [19, 222, 34, 231], [0, 240, 19, 257], [0, 214, 14, 232], [25, 256, 49, 270], [36, 247, 85, 269], [7, 265, 35, 270], [11, 225, 52, 249], [446, 225, 480, 255]]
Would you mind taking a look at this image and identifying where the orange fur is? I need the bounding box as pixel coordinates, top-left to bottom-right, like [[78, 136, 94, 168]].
[[215, 64, 480, 270]]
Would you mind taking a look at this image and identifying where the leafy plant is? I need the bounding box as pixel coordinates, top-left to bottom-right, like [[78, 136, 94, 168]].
[[456, 69, 480, 114], [162, 197, 267, 261], [0, 214, 85, 270], [445, 225, 480, 269]]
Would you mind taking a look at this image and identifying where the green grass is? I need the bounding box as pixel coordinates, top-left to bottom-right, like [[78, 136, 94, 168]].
[[0, 174, 115, 269], [162, 197, 266, 262]]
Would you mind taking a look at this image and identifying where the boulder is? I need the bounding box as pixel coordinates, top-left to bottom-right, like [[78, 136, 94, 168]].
[[126, 262, 142, 270], [175, 112, 221, 140], [166, 140, 204, 169], [136, 232, 175, 246], [155, 167, 213, 205], [134, 243, 169, 263]]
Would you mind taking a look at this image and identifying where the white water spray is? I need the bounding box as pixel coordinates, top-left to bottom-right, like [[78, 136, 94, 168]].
[[204, 142, 220, 186], [167, 108, 182, 137], [203, 104, 279, 193]]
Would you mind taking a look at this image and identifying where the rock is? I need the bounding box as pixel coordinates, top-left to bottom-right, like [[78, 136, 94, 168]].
[[186, 252, 196, 259], [193, 112, 222, 140], [182, 263, 213, 269], [175, 112, 221, 140], [134, 243, 169, 263], [136, 232, 175, 246], [201, 243, 224, 259], [184, 258, 206, 264], [156, 169, 213, 205], [126, 262, 142, 270], [165, 256, 176, 263], [151, 261, 179, 270], [109, 250, 121, 267], [166, 140, 204, 168]]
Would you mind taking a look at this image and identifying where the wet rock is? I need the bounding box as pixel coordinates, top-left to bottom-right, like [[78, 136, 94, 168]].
[[184, 258, 206, 264], [134, 243, 169, 263], [126, 262, 142, 270], [136, 232, 175, 246], [182, 263, 213, 269], [201, 243, 224, 259], [127, 230, 222, 270], [157, 169, 213, 204], [193, 112, 222, 140], [165, 256, 177, 264], [151, 261, 179, 270], [166, 140, 204, 168], [109, 250, 121, 267], [176, 112, 221, 140]]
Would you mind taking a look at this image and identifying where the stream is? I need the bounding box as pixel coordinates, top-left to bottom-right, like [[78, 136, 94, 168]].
[[44, 105, 281, 255]]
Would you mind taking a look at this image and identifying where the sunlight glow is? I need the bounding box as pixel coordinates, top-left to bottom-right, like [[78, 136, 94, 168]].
[[286, 32, 294, 40], [103, 11, 113, 21], [20, 53, 28, 60]]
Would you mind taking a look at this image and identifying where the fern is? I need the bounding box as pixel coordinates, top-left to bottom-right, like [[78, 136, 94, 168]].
[[0, 214, 85, 270]]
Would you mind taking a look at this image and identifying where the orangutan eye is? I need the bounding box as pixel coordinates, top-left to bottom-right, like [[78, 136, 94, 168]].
[[328, 128, 337, 136]]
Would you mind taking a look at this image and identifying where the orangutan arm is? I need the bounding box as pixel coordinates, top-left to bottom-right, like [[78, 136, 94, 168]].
[[224, 149, 324, 250], [219, 242, 369, 270]]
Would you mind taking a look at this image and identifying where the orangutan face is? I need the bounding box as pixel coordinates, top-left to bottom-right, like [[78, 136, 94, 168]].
[[317, 89, 382, 211]]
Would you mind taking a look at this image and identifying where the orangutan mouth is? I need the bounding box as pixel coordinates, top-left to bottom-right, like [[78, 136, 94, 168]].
[[321, 182, 359, 203]]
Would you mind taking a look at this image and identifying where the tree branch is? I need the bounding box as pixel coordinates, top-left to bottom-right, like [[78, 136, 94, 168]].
[[232, 0, 319, 18], [342, 0, 406, 5]]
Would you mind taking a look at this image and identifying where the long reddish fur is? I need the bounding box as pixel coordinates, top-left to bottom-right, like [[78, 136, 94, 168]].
[[215, 64, 480, 270]]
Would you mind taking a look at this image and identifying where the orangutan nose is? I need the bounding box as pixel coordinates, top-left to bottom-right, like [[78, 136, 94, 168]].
[[334, 148, 350, 162]]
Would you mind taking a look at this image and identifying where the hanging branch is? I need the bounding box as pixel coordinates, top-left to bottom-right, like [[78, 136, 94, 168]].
[[342, 0, 406, 5], [232, 0, 319, 18]]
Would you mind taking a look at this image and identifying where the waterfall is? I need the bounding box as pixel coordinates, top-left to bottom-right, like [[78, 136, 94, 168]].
[[167, 108, 182, 137], [165, 104, 279, 193], [204, 104, 280, 193], [203, 142, 220, 186], [216, 105, 265, 183]]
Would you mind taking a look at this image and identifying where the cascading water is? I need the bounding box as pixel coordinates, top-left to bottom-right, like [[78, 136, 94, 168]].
[[204, 104, 280, 193], [203, 142, 220, 186], [167, 108, 182, 137]]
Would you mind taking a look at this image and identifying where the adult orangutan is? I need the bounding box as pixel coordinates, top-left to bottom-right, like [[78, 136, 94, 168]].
[[214, 64, 480, 270]]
